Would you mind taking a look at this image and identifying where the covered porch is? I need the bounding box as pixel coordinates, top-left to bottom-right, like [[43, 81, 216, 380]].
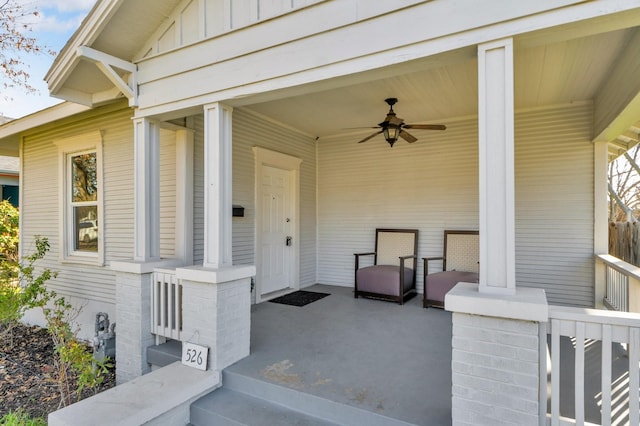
[[184, 284, 638, 426], [220, 284, 453, 425], [31, 1, 640, 425]]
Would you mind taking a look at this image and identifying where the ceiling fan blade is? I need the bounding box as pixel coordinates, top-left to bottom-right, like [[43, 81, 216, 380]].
[[399, 130, 417, 143], [343, 126, 382, 130], [358, 130, 383, 143], [403, 124, 447, 130], [388, 116, 404, 126]]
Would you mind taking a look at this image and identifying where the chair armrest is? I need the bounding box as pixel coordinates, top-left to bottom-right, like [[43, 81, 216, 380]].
[[399, 254, 416, 260], [423, 256, 444, 275], [354, 252, 376, 270]]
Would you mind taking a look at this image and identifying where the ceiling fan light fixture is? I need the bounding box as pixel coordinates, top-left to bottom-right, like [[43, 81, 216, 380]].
[[356, 98, 445, 147], [383, 125, 400, 147]]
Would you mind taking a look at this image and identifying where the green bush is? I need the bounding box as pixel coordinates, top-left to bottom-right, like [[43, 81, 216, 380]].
[[0, 237, 55, 346], [0, 409, 46, 426], [0, 201, 21, 342], [0, 200, 19, 264], [43, 293, 111, 406], [0, 225, 110, 407]]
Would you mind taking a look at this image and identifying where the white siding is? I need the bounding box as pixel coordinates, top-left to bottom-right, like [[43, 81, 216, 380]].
[[21, 104, 134, 304], [191, 108, 317, 287], [317, 118, 479, 292], [159, 130, 177, 258], [18, 101, 592, 308], [515, 102, 594, 307], [317, 103, 595, 307], [192, 115, 205, 264]]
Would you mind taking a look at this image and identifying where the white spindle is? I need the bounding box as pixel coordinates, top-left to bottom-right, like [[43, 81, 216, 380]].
[[150, 269, 182, 340], [601, 325, 612, 426], [160, 273, 167, 331], [539, 322, 548, 426], [551, 318, 560, 426], [574, 322, 585, 425], [629, 328, 639, 426]]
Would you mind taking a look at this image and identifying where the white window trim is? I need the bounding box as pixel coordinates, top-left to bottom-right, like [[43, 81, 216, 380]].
[[55, 131, 105, 265]]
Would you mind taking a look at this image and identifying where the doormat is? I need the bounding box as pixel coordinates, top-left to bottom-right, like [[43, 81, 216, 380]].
[[269, 290, 330, 307]]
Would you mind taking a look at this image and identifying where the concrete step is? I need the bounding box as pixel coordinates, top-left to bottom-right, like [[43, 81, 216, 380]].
[[147, 340, 182, 368], [190, 370, 416, 426], [190, 387, 337, 426]]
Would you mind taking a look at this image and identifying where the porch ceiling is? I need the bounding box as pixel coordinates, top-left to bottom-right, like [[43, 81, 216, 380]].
[[245, 28, 638, 150]]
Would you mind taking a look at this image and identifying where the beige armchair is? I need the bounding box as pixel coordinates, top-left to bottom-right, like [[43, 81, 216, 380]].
[[354, 228, 418, 304]]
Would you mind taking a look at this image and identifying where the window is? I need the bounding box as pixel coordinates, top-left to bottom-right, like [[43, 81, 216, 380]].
[[1, 185, 18, 207], [70, 152, 98, 252], [56, 132, 104, 264]]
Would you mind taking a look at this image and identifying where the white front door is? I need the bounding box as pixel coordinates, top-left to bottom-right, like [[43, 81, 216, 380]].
[[259, 165, 294, 296]]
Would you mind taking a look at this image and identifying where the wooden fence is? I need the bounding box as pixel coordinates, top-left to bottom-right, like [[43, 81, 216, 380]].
[[609, 221, 640, 267]]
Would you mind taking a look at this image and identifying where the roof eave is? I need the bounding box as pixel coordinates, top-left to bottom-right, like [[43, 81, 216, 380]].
[[45, 0, 126, 101], [0, 102, 91, 143]]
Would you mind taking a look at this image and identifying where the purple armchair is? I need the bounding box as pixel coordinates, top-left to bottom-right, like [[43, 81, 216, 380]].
[[423, 230, 479, 308], [354, 228, 418, 304]]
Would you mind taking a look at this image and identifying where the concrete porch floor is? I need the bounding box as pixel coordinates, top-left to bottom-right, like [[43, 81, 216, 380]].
[[224, 284, 453, 426]]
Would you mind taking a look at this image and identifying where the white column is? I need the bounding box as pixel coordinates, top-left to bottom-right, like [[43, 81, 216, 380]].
[[593, 141, 609, 308], [133, 118, 160, 262], [203, 103, 233, 269], [478, 38, 516, 295], [176, 128, 194, 265]]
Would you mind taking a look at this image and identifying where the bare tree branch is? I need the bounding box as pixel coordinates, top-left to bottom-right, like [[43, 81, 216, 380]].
[[0, 0, 55, 97]]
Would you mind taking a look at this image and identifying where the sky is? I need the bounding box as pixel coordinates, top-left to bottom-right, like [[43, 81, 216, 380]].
[[0, 0, 95, 120]]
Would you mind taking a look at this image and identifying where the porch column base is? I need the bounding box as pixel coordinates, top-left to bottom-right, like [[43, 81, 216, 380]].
[[112, 259, 185, 384], [445, 283, 548, 426], [177, 265, 255, 371], [112, 269, 153, 385]]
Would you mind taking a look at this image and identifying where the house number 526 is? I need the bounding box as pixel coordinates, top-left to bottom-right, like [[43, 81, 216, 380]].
[[181, 342, 208, 371]]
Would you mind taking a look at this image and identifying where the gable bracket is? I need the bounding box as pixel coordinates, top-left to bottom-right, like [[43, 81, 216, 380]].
[[77, 45, 138, 107]]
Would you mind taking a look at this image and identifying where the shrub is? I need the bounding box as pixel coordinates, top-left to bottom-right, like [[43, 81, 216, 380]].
[[0, 200, 19, 264], [0, 235, 110, 407], [0, 409, 46, 426], [0, 237, 55, 346]]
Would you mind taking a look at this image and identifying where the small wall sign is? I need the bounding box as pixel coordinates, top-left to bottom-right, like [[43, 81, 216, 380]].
[[181, 342, 208, 371]]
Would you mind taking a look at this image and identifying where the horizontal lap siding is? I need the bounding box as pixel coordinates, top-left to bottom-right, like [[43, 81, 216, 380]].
[[192, 109, 317, 287], [21, 105, 134, 304], [159, 130, 176, 258], [233, 109, 317, 287], [317, 119, 480, 292], [192, 115, 204, 264], [515, 103, 594, 307], [317, 103, 594, 306]]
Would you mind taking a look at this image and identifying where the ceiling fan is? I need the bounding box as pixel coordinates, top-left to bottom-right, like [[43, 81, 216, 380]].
[[358, 98, 446, 147]]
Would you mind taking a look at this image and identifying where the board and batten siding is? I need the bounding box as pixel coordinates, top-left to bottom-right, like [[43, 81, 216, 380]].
[[20, 104, 134, 305], [317, 102, 595, 307], [140, 0, 323, 59], [191, 108, 317, 289]]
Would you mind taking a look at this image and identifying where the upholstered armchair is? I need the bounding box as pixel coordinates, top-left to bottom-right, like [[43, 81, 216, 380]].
[[423, 230, 479, 308], [354, 228, 418, 304]]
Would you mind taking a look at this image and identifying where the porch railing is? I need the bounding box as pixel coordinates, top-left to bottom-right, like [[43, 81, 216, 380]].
[[596, 254, 640, 313], [151, 268, 183, 341], [539, 305, 640, 426]]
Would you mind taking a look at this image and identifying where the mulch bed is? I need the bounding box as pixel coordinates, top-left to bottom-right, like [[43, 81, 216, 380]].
[[0, 323, 116, 420]]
